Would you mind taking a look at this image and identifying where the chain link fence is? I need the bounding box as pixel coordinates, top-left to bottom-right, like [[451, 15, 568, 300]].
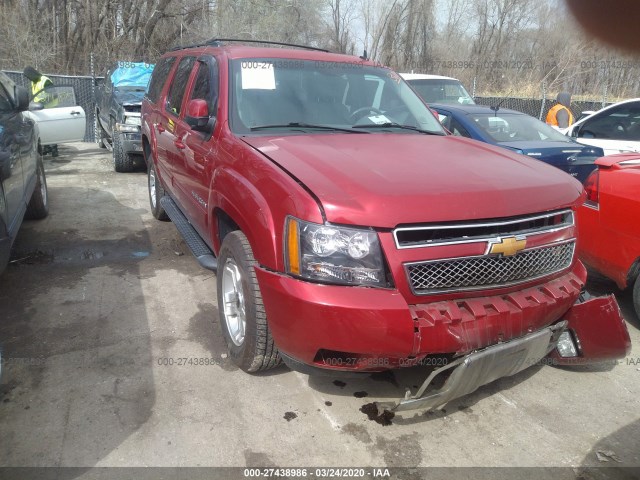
[[471, 78, 615, 121]]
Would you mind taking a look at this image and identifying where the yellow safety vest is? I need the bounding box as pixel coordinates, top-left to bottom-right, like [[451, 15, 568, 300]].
[[32, 75, 54, 104], [546, 104, 574, 127]]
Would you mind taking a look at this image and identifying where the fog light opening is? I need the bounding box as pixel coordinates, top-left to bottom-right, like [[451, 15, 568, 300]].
[[556, 330, 578, 358]]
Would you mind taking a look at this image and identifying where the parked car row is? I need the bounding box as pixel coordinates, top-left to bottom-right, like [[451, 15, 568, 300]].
[[140, 39, 631, 414]]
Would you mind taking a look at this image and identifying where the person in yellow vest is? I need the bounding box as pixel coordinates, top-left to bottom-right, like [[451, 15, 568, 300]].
[[23, 66, 54, 104], [23, 66, 59, 156], [546, 92, 574, 128]]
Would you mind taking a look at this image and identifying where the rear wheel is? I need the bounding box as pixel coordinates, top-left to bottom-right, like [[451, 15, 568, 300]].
[[217, 231, 281, 372], [25, 156, 49, 220], [148, 161, 168, 221], [113, 130, 134, 172]]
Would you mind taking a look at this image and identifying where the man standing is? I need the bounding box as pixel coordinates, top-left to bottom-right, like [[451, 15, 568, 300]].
[[23, 66, 58, 157], [546, 92, 574, 128], [23, 66, 54, 104]]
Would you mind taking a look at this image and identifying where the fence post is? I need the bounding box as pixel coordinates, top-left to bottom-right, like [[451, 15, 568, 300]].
[[602, 82, 608, 108], [538, 81, 547, 121], [472, 76, 477, 98], [90, 52, 97, 144]]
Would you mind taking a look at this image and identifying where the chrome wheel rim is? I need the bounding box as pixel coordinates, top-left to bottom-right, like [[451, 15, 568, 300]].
[[149, 168, 157, 209], [222, 259, 246, 346]]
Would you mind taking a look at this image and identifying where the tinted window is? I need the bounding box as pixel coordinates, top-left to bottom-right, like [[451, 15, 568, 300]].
[[189, 58, 218, 117], [580, 103, 640, 141], [147, 56, 176, 104], [165, 56, 196, 116]]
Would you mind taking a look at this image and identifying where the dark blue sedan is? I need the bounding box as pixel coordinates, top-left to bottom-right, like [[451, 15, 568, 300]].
[[431, 104, 604, 183]]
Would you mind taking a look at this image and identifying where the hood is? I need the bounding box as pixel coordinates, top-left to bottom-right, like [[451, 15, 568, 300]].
[[114, 88, 145, 106], [242, 134, 583, 227], [557, 92, 571, 108]]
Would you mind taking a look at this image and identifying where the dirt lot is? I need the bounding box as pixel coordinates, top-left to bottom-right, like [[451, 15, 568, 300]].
[[0, 143, 639, 474]]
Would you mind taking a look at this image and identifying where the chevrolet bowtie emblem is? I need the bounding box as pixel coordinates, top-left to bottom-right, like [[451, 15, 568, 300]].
[[488, 236, 527, 256]]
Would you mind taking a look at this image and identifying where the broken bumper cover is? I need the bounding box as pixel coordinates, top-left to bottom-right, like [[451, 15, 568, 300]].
[[375, 294, 632, 413], [548, 293, 631, 365], [376, 322, 566, 414]]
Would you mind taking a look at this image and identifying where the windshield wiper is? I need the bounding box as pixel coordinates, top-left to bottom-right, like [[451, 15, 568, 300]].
[[352, 122, 444, 135], [250, 122, 369, 133]]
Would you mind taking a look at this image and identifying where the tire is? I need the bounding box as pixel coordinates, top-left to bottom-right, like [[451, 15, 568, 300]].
[[25, 156, 49, 220], [633, 272, 640, 321], [113, 130, 134, 172], [217, 231, 281, 372], [148, 161, 169, 221]]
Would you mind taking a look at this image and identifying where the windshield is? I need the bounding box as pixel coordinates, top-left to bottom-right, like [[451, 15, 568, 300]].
[[407, 79, 475, 105], [471, 113, 574, 143], [229, 58, 445, 135]]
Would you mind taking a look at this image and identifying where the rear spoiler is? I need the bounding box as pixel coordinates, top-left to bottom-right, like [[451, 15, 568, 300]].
[[595, 153, 640, 168]]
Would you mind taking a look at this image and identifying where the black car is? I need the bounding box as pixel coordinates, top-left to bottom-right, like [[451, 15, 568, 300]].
[[95, 62, 154, 172], [0, 71, 49, 274]]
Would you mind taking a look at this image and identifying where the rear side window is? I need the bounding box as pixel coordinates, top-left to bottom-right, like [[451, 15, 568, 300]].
[[165, 56, 196, 117], [146, 56, 176, 104]]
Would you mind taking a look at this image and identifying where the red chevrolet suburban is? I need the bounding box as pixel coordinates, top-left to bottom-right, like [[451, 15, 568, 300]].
[[141, 39, 631, 412]]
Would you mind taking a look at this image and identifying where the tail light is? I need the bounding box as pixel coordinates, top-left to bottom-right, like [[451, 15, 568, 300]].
[[584, 168, 599, 208]]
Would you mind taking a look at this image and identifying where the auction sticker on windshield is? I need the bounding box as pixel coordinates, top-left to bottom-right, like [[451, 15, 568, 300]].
[[241, 62, 276, 90]]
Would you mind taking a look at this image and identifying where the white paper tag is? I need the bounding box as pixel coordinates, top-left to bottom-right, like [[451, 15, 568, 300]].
[[241, 62, 276, 90], [368, 115, 391, 124]]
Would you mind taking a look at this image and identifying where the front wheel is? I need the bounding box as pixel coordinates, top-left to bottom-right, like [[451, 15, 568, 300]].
[[148, 162, 168, 221], [217, 231, 281, 372], [113, 130, 134, 172], [25, 156, 49, 220], [633, 272, 640, 320]]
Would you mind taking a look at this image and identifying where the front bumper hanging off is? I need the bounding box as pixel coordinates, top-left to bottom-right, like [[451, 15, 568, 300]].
[[375, 294, 631, 414]]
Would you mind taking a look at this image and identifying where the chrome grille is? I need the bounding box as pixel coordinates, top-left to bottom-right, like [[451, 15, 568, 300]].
[[406, 241, 575, 295]]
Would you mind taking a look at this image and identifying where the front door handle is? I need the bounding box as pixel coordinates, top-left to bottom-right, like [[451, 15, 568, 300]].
[[174, 140, 186, 150], [70, 111, 82, 116], [157, 124, 165, 133]]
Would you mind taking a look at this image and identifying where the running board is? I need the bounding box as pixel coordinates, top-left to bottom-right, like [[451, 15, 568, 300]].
[[160, 196, 218, 272]]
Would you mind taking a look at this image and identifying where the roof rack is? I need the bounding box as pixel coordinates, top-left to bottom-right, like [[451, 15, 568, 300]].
[[207, 38, 329, 52], [171, 38, 329, 53]]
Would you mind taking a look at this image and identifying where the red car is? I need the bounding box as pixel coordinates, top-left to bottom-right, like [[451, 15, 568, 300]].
[[579, 154, 640, 318], [141, 39, 630, 413]]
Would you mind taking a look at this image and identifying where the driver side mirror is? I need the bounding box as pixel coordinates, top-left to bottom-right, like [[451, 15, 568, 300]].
[[185, 99, 215, 133], [14, 85, 30, 112]]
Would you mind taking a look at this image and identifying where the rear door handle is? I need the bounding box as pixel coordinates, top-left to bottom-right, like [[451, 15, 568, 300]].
[[70, 111, 81, 116], [174, 140, 186, 150]]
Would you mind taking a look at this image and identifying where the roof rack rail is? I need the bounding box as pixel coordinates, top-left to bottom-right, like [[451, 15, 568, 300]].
[[204, 38, 329, 52]]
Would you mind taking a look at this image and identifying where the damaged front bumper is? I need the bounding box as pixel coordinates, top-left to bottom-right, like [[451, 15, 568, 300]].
[[376, 293, 632, 414]]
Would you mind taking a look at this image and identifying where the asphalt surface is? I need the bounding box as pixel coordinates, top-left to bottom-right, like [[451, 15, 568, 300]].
[[0, 143, 639, 474]]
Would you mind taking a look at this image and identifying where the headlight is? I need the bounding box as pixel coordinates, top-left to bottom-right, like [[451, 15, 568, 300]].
[[115, 122, 140, 133], [284, 217, 387, 287]]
